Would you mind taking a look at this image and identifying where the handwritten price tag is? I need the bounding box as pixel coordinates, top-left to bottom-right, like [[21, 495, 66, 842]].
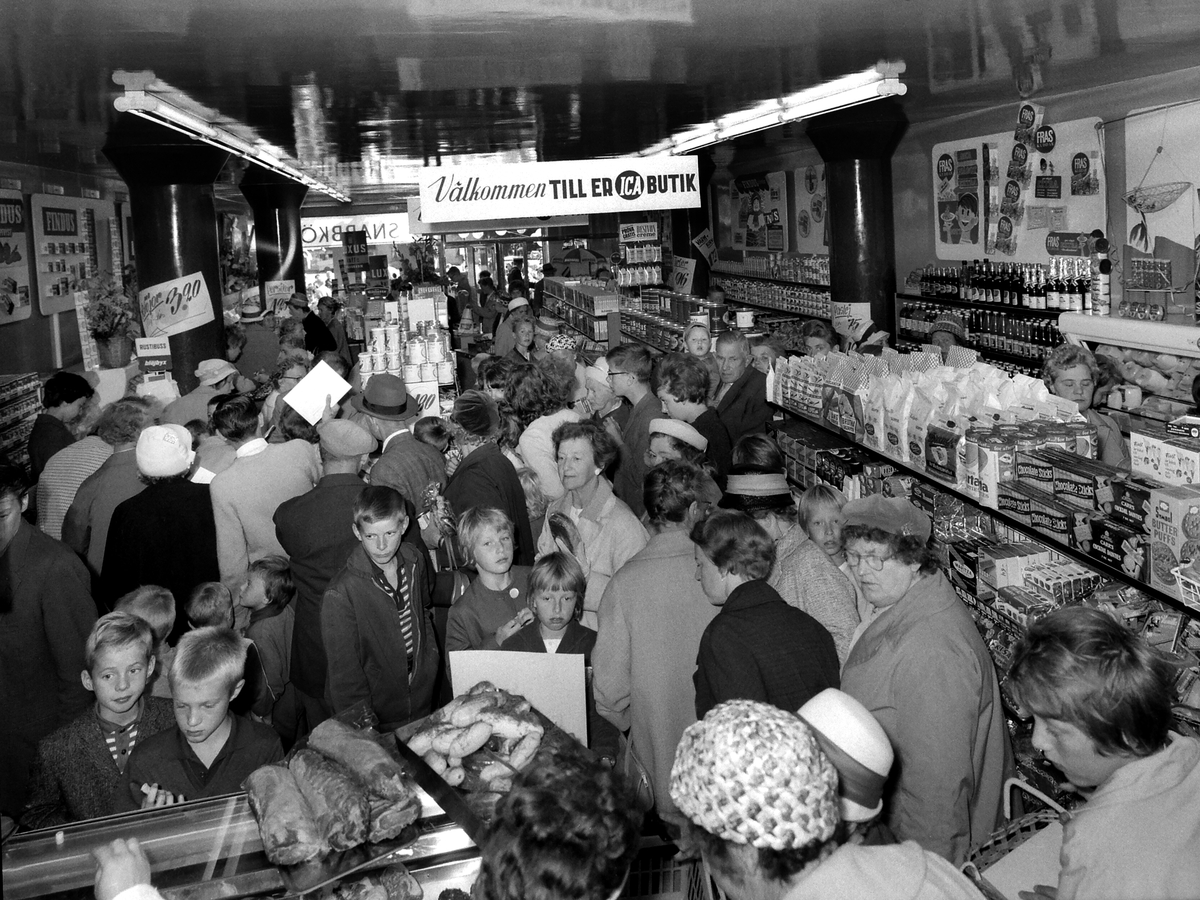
[[673, 257, 696, 294], [139, 271, 214, 338]]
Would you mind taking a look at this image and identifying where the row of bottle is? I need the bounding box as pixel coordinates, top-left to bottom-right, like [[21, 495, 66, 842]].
[[919, 258, 1109, 313], [712, 253, 831, 286], [898, 301, 1064, 360]]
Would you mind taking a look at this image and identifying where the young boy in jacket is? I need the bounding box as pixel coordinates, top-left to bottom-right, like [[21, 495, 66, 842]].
[[1008, 605, 1200, 900], [23, 613, 175, 827], [321, 486, 439, 730]]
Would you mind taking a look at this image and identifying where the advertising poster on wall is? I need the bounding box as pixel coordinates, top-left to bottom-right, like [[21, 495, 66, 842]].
[[0, 190, 32, 326], [1123, 101, 1200, 296], [932, 115, 1104, 264], [793, 164, 829, 255], [731, 171, 788, 252], [32, 194, 116, 315]]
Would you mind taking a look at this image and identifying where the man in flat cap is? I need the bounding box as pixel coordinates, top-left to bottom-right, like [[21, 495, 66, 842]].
[[163, 359, 240, 427]]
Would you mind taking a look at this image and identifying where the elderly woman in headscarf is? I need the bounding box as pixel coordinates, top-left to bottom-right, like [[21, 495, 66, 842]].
[[838, 495, 1011, 864], [444, 390, 535, 566], [721, 468, 859, 665], [669, 700, 984, 900]]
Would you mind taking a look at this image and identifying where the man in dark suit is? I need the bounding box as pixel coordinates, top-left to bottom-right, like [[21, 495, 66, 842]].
[[286, 292, 337, 357], [714, 330, 770, 446]]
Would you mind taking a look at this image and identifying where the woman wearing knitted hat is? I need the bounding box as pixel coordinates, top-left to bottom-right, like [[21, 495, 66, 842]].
[[444, 391, 535, 567], [670, 700, 984, 900], [722, 469, 859, 665], [929, 313, 966, 362], [690, 511, 839, 718], [839, 495, 1012, 864]]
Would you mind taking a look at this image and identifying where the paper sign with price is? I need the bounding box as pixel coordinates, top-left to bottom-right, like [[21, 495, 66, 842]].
[[691, 228, 718, 266], [831, 301, 872, 341], [672, 257, 697, 294], [138, 271, 215, 338]]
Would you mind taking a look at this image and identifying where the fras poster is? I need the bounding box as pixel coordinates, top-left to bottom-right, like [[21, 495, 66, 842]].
[[731, 171, 788, 252]]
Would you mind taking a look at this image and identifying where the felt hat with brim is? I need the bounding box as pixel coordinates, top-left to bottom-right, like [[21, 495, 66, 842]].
[[351, 373, 415, 420], [319, 419, 378, 458], [650, 418, 708, 451], [584, 357, 610, 388], [842, 495, 931, 542], [798, 689, 894, 823], [195, 359, 240, 386], [720, 470, 794, 513]]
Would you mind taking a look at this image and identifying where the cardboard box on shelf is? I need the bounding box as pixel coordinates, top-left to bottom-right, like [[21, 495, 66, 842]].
[[1090, 516, 1150, 583], [1147, 484, 1200, 591]]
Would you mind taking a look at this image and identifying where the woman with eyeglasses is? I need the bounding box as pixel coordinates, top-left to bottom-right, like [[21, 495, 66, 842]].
[[838, 495, 1012, 866]]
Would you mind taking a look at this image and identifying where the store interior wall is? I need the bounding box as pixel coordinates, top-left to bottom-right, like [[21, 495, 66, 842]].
[[0, 160, 123, 377]]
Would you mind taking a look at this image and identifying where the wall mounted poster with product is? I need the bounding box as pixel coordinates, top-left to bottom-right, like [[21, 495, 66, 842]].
[[31, 194, 117, 314], [931, 111, 1104, 264], [730, 172, 788, 252], [0, 190, 32, 326], [793, 164, 828, 255], [1123, 100, 1200, 320]]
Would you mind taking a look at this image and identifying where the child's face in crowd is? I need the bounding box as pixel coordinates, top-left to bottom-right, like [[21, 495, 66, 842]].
[[83, 644, 154, 722], [236, 573, 269, 611], [354, 513, 408, 568], [473, 526, 514, 576], [173, 675, 240, 745], [685, 329, 710, 357], [532, 587, 576, 636], [1030, 714, 1128, 788]]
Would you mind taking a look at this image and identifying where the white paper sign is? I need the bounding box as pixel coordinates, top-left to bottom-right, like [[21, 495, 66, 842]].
[[265, 280, 295, 318], [282, 360, 353, 425], [405, 198, 588, 237], [139, 271, 215, 338], [672, 257, 697, 294], [691, 227, 718, 266], [832, 300, 872, 340], [418, 156, 701, 223], [448, 650, 588, 744]]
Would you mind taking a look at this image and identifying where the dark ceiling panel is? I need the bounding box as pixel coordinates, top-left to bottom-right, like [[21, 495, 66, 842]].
[[3, 0, 1200, 203]]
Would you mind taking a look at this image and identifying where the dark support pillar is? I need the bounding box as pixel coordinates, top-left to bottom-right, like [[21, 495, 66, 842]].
[[103, 117, 230, 394], [239, 166, 308, 310], [806, 100, 907, 336]]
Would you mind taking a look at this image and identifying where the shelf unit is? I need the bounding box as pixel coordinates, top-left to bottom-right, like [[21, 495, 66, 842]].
[[711, 272, 833, 321], [770, 399, 1192, 616], [542, 278, 622, 346]]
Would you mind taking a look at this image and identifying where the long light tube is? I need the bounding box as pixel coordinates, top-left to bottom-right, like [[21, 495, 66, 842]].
[[640, 61, 906, 156], [113, 73, 351, 203]]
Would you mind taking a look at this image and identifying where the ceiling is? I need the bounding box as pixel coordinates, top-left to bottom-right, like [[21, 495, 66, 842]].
[[4, 0, 1200, 207]]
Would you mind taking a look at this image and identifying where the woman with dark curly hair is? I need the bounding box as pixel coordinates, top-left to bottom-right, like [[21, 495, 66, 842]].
[[512, 363, 582, 502], [474, 740, 642, 900], [839, 495, 1011, 864], [536, 420, 647, 629]]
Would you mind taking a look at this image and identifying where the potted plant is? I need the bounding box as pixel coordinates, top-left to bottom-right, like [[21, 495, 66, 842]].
[[82, 273, 142, 368]]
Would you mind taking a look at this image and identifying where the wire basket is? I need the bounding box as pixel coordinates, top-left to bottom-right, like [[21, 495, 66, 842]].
[[621, 847, 709, 900], [1169, 566, 1200, 613], [1124, 182, 1191, 214]]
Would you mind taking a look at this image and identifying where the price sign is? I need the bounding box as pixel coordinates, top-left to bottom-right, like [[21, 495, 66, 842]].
[[672, 257, 696, 294], [691, 228, 718, 266], [138, 271, 215, 338], [831, 300, 872, 341], [342, 229, 369, 272]]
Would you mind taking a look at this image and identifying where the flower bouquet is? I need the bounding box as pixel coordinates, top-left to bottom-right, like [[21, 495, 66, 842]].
[[82, 274, 142, 367]]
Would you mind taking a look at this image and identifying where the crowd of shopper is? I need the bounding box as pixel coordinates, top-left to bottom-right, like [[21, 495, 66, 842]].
[[4, 285, 1197, 900]]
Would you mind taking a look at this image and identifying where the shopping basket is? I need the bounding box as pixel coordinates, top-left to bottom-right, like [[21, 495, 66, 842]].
[[962, 779, 1067, 900], [1169, 566, 1200, 613]]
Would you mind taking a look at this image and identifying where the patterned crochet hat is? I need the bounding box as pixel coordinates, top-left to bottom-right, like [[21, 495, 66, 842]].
[[670, 700, 839, 850], [546, 333, 576, 352]]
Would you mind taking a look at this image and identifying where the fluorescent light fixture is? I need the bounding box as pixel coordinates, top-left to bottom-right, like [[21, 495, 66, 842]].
[[640, 61, 907, 156], [112, 70, 351, 203]]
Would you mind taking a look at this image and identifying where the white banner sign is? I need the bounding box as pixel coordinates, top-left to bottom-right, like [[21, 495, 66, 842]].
[[139, 271, 215, 338], [672, 257, 697, 294], [619, 221, 660, 243], [418, 156, 701, 223], [301, 213, 410, 248], [406, 198, 587, 237]]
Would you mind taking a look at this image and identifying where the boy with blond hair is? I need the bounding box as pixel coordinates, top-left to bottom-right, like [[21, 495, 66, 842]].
[[22, 613, 175, 827], [115, 627, 282, 811], [115, 586, 176, 699]]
